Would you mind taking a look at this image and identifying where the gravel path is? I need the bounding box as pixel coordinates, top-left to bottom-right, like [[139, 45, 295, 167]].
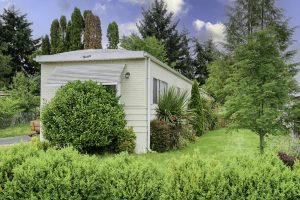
[[0, 135, 32, 145]]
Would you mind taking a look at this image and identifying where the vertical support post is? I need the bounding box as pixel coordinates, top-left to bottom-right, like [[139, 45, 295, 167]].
[[147, 57, 151, 151]]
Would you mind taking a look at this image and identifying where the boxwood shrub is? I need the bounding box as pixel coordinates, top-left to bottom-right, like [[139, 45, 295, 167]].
[[1, 143, 300, 199], [41, 80, 135, 153]]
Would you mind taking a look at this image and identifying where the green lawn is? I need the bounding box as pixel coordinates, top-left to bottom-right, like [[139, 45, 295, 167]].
[[0, 124, 31, 138], [138, 128, 287, 167]]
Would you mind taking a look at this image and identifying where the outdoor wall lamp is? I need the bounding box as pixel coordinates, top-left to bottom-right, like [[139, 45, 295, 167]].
[[125, 72, 131, 79]]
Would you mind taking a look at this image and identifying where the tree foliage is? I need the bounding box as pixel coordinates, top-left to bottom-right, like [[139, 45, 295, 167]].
[[121, 34, 167, 63], [84, 11, 102, 49], [226, 0, 294, 57], [41, 35, 50, 55], [137, 0, 191, 72], [205, 55, 233, 104], [224, 29, 298, 153], [192, 40, 218, 85], [189, 80, 204, 135], [58, 15, 67, 52], [0, 44, 11, 88], [0, 7, 40, 77], [50, 19, 60, 54], [107, 21, 119, 49], [68, 7, 84, 51]]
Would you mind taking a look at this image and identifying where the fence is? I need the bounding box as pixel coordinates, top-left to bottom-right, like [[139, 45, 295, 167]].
[[0, 112, 39, 129]]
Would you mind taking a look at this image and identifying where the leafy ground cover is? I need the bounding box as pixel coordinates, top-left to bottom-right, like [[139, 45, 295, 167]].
[[0, 124, 30, 138]]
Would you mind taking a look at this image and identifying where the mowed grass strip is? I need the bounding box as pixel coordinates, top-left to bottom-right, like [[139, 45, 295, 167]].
[[0, 124, 31, 138]]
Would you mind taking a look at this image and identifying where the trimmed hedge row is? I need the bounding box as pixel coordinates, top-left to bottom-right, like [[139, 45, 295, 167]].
[[1, 143, 300, 199]]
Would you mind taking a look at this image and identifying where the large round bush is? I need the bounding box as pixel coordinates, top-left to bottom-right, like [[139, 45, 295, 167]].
[[42, 80, 134, 153]]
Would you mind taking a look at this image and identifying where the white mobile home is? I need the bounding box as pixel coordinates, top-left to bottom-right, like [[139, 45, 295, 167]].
[[36, 49, 193, 153]]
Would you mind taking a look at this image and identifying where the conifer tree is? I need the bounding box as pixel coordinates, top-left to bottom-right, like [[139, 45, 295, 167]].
[[83, 11, 102, 49], [50, 19, 60, 54], [0, 7, 39, 76], [107, 21, 119, 49], [69, 7, 84, 50], [0, 45, 11, 88], [137, 0, 191, 72], [58, 15, 67, 52], [189, 80, 204, 136], [41, 35, 51, 55]]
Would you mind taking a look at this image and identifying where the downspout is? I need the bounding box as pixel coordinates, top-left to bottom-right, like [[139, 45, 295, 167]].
[[147, 56, 151, 152]]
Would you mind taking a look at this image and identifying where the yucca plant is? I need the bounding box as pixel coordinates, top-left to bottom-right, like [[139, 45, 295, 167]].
[[156, 87, 193, 125]]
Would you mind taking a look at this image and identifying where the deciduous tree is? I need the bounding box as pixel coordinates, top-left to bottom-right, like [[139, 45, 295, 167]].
[[224, 29, 298, 153], [121, 34, 167, 63]]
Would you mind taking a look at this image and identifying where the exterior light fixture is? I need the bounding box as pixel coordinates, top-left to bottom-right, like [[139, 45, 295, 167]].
[[125, 72, 131, 79]]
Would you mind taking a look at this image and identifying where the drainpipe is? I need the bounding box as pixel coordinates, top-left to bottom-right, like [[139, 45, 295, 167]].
[[147, 57, 151, 152]]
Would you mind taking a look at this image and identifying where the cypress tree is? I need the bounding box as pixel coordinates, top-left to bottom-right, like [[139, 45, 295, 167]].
[[69, 7, 84, 51], [107, 21, 119, 49], [50, 19, 60, 54], [189, 80, 204, 136], [58, 15, 67, 52], [41, 35, 51, 55], [83, 12, 102, 49]]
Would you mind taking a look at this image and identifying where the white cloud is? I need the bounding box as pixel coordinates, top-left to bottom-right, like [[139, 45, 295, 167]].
[[119, 0, 186, 15], [164, 0, 185, 15], [119, 22, 139, 36], [193, 19, 206, 31], [193, 19, 226, 44], [94, 2, 107, 14]]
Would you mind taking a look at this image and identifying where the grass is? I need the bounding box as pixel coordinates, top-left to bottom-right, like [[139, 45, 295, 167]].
[[138, 128, 287, 167], [0, 124, 31, 138]]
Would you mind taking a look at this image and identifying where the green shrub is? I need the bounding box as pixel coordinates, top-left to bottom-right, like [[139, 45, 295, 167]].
[[0, 143, 40, 192], [41, 80, 135, 153], [150, 119, 172, 152], [189, 80, 204, 136], [112, 127, 136, 153], [163, 153, 300, 200], [150, 120, 196, 152], [0, 97, 22, 128], [94, 153, 163, 199], [3, 148, 101, 200]]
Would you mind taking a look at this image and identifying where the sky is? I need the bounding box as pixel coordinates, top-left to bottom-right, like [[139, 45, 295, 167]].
[[1, 0, 300, 81]]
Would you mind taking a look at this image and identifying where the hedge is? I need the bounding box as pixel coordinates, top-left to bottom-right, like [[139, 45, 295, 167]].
[[1, 143, 300, 199]]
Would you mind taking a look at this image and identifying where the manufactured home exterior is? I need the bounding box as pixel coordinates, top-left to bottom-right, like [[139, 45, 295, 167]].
[[36, 49, 193, 153]]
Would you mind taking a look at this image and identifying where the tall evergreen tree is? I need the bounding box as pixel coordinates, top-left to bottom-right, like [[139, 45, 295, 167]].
[[0, 44, 11, 88], [189, 80, 204, 136], [226, 0, 294, 57], [84, 12, 102, 49], [137, 0, 190, 72], [176, 31, 193, 78], [58, 15, 67, 52], [41, 35, 51, 55], [65, 21, 72, 51], [107, 21, 119, 49], [50, 19, 60, 54], [0, 7, 40, 77], [193, 40, 217, 85], [225, 29, 298, 153], [69, 7, 84, 51]]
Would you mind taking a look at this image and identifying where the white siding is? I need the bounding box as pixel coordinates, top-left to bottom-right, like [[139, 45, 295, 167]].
[[150, 60, 193, 120], [41, 59, 148, 153]]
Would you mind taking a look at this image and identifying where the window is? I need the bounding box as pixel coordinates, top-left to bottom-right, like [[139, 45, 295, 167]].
[[153, 78, 168, 104]]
